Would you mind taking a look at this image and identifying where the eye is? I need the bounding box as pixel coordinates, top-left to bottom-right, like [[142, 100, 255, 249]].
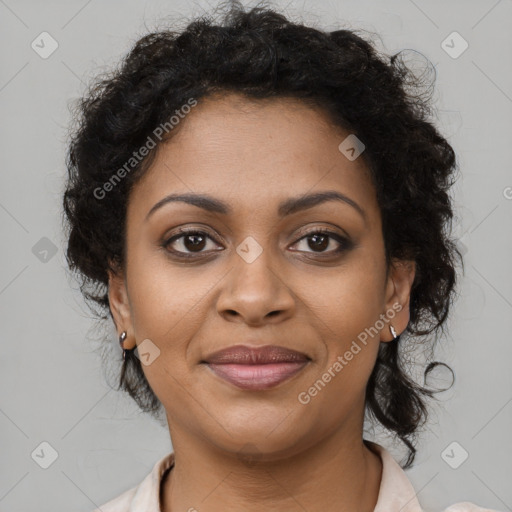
[[162, 227, 352, 259], [163, 229, 221, 257], [291, 229, 351, 255]]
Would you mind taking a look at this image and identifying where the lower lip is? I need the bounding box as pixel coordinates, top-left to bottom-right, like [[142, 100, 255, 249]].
[[206, 362, 308, 390]]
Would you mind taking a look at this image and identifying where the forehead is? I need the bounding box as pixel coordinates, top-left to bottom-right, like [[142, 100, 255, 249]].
[[128, 93, 379, 226]]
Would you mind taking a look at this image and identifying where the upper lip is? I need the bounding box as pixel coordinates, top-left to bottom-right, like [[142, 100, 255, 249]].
[[203, 345, 310, 365]]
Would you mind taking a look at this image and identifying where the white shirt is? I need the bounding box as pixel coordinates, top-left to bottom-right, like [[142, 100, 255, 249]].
[[92, 441, 501, 512]]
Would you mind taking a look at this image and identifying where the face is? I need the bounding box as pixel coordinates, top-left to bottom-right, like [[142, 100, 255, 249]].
[[109, 92, 415, 460]]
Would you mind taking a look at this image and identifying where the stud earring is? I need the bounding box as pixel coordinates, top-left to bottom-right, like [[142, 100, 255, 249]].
[[389, 325, 398, 340]]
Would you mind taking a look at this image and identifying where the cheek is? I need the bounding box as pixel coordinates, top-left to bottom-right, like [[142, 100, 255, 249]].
[[308, 257, 385, 338], [124, 255, 210, 409], [126, 241, 211, 337], [305, 257, 384, 383]]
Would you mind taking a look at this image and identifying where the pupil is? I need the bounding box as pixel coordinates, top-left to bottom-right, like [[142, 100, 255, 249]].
[[185, 234, 205, 251], [309, 234, 328, 251]]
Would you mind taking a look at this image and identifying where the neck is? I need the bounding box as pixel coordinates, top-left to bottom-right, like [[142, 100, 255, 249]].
[[161, 424, 382, 512]]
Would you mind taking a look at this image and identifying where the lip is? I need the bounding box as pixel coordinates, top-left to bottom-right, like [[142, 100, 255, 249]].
[[203, 345, 310, 390]]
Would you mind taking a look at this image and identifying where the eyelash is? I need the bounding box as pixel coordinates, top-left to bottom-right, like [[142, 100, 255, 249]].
[[161, 228, 352, 259]]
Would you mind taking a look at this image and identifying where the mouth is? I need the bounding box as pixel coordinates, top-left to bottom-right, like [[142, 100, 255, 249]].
[[202, 345, 310, 390]]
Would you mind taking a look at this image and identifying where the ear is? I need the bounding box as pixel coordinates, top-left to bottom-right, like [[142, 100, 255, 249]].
[[108, 266, 136, 350], [380, 258, 416, 342]]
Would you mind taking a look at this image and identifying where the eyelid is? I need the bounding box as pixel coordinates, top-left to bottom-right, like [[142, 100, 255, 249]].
[[293, 224, 349, 241]]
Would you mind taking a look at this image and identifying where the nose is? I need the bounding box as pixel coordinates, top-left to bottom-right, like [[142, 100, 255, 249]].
[[216, 248, 296, 326]]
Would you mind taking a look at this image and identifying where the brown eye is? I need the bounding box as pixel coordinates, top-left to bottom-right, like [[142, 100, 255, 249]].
[[164, 230, 220, 256], [292, 230, 352, 255], [306, 233, 329, 252]]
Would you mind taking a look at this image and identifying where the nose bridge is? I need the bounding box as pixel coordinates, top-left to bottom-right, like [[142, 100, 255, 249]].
[[217, 234, 295, 323]]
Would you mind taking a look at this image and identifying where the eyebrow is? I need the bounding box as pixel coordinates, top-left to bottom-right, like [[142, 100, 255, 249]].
[[145, 190, 367, 222]]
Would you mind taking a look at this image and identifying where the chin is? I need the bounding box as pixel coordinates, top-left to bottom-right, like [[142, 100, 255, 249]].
[[203, 405, 312, 457]]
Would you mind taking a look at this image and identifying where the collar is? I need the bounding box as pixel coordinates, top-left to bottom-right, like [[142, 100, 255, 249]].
[[366, 441, 423, 512]]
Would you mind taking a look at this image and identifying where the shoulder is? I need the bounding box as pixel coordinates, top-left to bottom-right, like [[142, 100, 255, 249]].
[[365, 441, 502, 512], [443, 501, 503, 511], [88, 452, 175, 512]]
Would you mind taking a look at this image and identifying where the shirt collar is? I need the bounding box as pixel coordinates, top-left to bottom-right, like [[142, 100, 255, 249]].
[[366, 441, 423, 512], [128, 451, 174, 512]]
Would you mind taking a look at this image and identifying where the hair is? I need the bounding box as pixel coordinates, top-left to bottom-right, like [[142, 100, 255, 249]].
[[62, 0, 463, 468]]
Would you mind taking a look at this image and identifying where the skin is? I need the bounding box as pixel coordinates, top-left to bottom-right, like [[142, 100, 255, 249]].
[[108, 92, 416, 512]]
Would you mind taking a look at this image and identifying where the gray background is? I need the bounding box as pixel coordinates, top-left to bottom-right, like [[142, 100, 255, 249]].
[[1, 0, 511, 511]]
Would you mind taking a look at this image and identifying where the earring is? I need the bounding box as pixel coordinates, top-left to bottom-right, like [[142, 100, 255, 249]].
[[389, 325, 398, 340], [119, 331, 128, 361]]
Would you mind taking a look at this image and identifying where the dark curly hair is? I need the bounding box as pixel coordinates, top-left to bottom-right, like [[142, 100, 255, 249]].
[[62, 0, 463, 468]]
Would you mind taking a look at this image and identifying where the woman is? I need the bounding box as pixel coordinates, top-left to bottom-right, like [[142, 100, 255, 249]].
[[62, 2, 500, 511]]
